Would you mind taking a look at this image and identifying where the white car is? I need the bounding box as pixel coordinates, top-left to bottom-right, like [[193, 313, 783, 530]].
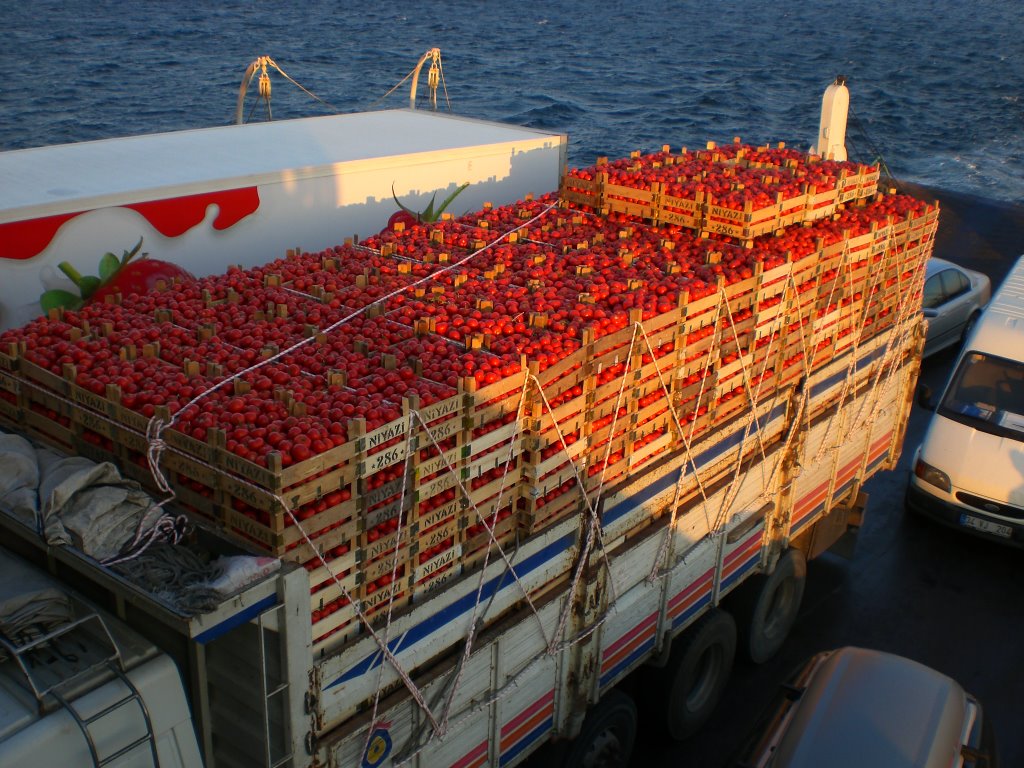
[[922, 258, 991, 357]]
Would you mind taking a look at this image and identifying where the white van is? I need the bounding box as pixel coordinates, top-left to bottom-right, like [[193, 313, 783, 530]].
[[906, 255, 1024, 545]]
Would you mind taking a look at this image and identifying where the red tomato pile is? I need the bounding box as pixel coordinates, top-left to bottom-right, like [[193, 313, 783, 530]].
[[0, 144, 936, 640], [563, 140, 879, 217], [0, 161, 934, 477]]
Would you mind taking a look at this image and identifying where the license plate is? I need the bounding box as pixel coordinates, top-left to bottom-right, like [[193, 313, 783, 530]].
[[959, 513, 1013, 538]]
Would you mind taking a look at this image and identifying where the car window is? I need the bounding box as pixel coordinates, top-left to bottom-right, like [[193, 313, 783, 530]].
[[922, 274, 944, 309], [939, 351, 1024, 441], [940, 268, 970, 300]]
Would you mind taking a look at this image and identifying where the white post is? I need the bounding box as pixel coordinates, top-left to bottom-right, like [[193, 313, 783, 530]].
[[813, 76, 850, 161]]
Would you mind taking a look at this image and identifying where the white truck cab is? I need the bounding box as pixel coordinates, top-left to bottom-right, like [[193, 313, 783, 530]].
[[907, 255, 1024, 545], [0, 547, 203, 767]]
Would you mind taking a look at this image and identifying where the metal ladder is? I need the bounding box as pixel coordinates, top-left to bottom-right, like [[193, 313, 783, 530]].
[[50, 660, 161, 767], [1, 612, 161, 767]]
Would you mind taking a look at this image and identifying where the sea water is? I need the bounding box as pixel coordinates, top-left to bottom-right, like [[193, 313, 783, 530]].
[[2, 0, 1022, 203]]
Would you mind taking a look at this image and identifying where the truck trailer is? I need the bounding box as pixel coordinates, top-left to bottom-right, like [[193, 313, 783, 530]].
[[0, 84, 932, 768]]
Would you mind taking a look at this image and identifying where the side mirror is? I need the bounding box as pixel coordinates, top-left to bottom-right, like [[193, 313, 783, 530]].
[[917, 383, 935, 411]]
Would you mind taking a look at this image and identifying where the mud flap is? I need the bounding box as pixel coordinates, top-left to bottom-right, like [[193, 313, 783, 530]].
[[793, 492, 866, 560]]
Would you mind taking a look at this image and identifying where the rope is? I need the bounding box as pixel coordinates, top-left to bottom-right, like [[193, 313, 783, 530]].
[[648, 295, 729, 577], [100, 510, 190, 567], [360, 410, 418, 760], [438, 56, 452, 111], [848, 106, 898, 186], [363, 49, 451, 113], [238, 56, 339, 123], [110, 542, 224, 613]]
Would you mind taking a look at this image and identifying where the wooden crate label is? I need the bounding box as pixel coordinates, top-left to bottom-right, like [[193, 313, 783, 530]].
[[417, 470, 459, 501], [416, 499, 460, 529], [77, 408, 116, 438], [707, 204, 747, 222], [360, 441, 409, 477], [362, 476, 408, 509], [415, 546, 459, 581], [362, 528, 406, 561], [221, 475, 279, 511], [419, 517, 459, 550], [416, 446, 461, 478], [71, 386, 115, 416], [224, 511, 281, 550], [118, 428, 150, 455], [220, 451, 279, 489], [361, 500, 405, 534], [414, 563, 461, 595], [361, 581, 405, 613], [164, 429, 217, 463], [419, 416, 460, 444], [361, 417, 408, 451], [417, 394, 463, 424]]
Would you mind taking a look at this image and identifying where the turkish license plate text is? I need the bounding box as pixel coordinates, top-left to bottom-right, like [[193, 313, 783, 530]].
[[959, 513, 1012, 538]]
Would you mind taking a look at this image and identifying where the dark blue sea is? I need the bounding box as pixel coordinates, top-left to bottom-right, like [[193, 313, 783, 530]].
[[2, 0, 1023, 203]]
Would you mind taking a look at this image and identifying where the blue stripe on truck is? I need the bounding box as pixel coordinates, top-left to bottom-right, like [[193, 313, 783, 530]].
[[326, 531, 576, 689], [810, 343, 886, 399], [194, 594, 278, 644], [603, 402, 787, 526]]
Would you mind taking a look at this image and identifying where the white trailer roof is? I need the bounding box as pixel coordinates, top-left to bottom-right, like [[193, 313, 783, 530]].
[[0, 110, 565, 221]]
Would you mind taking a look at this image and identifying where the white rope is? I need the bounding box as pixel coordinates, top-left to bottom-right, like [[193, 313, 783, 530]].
[[648, 295, 728, 576], [360, 410, 418, 758]]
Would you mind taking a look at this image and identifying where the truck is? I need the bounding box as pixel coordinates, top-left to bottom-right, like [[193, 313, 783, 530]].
[[0, 77, 931, 767]]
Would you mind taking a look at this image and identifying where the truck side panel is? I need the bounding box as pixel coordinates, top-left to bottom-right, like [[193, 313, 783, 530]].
[[325, 597, 567, 768], [319, 323, 920, 766]]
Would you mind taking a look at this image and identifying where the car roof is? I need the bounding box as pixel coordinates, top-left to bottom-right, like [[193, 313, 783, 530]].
[[772, 647, 966, 768], [962, 254, 1024, 354], [925, 257, 961, 278]]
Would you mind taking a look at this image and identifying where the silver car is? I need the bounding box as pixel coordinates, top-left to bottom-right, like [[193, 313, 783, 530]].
[[734, 647, 997, 767], [922, 258, 991, 357]]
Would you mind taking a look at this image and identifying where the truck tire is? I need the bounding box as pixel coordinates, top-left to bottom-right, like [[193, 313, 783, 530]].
[[563, 689, 637, 768], [733, 547, 806, 664], [656, 607, 736, 741]]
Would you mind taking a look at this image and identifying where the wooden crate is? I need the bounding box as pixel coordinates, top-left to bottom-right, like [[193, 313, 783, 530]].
[[803, 185, 838, 221], [558, 171, 604, 210], [462, 511, 518, 570], [603, 181, 658, 220], [703, 194, 782, 240], [653, 189, 704, 229]]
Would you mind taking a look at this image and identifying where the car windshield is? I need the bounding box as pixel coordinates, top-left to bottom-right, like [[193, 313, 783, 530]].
[[938, 352, 1024, 441]]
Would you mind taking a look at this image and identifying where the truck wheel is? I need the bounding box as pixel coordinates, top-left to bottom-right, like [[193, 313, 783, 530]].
[[563, 689, 637, 768], [733, 548, 807, 664], [656, 608, 736, 740]]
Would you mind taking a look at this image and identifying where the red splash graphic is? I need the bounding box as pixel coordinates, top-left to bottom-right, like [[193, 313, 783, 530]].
[[0, 187, 260, 261]]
